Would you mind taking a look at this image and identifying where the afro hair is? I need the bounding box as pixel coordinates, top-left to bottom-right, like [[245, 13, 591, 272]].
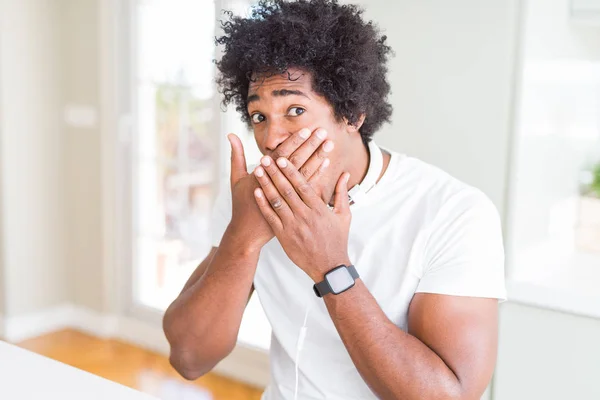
[[215, 0, 393, 144]]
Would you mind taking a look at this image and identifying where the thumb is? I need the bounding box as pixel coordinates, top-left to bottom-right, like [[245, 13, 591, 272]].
[[228, 133, 248, 185], [333, 172, 351, 215]]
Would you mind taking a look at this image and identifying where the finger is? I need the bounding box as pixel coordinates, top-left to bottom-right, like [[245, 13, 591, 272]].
[[271, 127, 311, 160], [307, 157, 330, 183], [254, 163, 295, 221], [307, 157, 331, 203], [300, 139, 334, 180], [275, 156, 322, 209], [259, 156, 306, 214], [254, 188, 283, 233], [333, 173, 351, 215], [287, 128, 329, 172], [228, 133, 248, 185]]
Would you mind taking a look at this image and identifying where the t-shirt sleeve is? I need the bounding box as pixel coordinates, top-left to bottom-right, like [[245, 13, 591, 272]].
[[210, 178, 233, 248], [416, 189, 507, 301]]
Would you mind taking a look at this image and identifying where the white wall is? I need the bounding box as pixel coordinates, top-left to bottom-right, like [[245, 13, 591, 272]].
[[0, 2, 5, 321], [60, 0, 105, 313], [0, 21, 5, 322], [0, 0, 68, 317], [359, 0, 520, 217], [495, 303, 600, 400]]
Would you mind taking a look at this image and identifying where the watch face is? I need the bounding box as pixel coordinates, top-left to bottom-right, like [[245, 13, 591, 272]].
[[326, 266, 355, 294]]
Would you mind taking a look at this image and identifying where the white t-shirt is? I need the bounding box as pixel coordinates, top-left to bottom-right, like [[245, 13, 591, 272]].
[[210, 147, 507, 400]]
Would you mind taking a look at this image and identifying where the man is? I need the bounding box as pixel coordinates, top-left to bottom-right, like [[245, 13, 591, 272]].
[[163, 0, 506, 399]]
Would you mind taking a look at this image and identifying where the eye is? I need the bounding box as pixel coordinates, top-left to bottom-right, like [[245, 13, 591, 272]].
[[287, 107, 306, 117], [251, 113, 265, 124]]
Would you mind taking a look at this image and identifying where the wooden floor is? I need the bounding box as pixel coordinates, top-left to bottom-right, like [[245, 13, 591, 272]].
[[16, 329, 263, 400]]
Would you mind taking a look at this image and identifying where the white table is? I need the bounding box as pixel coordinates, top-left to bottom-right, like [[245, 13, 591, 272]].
[[0, 340, 159, 400]]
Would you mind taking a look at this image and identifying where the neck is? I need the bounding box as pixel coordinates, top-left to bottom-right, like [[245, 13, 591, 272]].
[[342, 136, 391, 198], [345, 139, 370, 190], [326, 134, 391, 206]]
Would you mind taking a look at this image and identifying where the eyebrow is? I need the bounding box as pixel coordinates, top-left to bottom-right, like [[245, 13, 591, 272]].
[[247, 89, 310, 104]]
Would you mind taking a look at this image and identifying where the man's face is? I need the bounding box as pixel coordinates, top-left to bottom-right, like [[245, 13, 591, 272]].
[[247, 68, 349, 163]]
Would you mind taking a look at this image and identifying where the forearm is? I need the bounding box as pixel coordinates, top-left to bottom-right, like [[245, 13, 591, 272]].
[[163, 226, 259, 379], [324, 280, 464, 400], [179, 249, 217, 294]]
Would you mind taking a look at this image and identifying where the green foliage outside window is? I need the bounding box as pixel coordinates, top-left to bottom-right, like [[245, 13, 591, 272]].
[[589, 163, 600, 198]]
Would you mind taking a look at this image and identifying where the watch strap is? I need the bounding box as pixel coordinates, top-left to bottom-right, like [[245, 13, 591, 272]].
[[348, 264, 359, 279], [313, 278, 331, 298]]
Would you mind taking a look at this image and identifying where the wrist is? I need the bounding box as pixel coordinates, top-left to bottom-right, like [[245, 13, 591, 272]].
[[308, 257, 352, 283], [222, 224, 264, 258]]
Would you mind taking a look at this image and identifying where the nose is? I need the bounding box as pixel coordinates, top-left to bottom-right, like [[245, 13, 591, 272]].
[[261, 120, 291, 153]]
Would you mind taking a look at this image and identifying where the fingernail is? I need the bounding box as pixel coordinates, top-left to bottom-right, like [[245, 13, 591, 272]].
[[345, 173, 351, 183], [261, 157, 271, 167], [254, 188, 263, 198], [323, 141, 334, 152], [322, 158, 330, 168], [316, 129, 327, 139], [276, 158, 287, 168], [299, 128, 310, 139], [254, 166, 264, 177]]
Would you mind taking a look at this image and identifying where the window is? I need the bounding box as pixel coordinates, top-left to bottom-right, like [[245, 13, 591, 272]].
[[133, 0, 218, 309], [506, 60, 600, 288], [125, 0, 270, 349]]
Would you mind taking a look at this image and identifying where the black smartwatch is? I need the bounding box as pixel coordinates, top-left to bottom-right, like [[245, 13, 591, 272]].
[[313, 264, 359, 297]]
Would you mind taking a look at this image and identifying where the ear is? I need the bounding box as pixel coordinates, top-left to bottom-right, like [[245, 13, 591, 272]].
[[344, 114, 366, 134]]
